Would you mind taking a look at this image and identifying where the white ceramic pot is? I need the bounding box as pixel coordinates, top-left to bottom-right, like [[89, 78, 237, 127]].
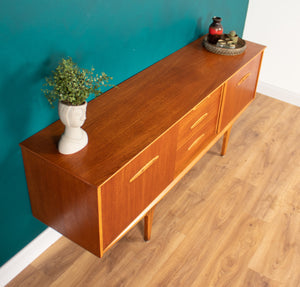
[[58, 101, 88, 155]]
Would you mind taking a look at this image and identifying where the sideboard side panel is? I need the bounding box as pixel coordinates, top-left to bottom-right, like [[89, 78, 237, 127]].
[[21, 148, 101, 257]]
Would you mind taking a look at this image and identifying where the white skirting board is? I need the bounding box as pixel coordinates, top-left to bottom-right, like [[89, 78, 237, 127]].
[[257, 81, 300, 107], [0, 80, 299, 287], [0, 228, 61, 287]]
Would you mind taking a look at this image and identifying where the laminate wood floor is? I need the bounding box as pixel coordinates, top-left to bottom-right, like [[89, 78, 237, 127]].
[[7, 94, 300, 287]]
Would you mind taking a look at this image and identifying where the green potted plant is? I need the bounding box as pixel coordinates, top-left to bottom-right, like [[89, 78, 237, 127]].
[[42, 57, 114, 155]]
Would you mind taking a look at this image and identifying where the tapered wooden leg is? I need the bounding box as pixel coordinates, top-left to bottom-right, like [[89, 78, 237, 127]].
[[221, 126, 232, 156], [144, 206, 155, 241]]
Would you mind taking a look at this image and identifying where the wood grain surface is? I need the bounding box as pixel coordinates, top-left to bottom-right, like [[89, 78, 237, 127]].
[[20, 37, 265, 187], [9, 94, 300, 286]]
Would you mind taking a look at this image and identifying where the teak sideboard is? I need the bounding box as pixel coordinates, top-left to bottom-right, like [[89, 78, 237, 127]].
[[20, 36, 265, 257]]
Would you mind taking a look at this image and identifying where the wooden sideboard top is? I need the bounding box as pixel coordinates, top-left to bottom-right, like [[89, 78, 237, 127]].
[[20, 36, 265, 187]]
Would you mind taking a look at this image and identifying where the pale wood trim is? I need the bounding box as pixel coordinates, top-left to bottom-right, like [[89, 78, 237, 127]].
[[187, 134, 206, 151], [144, 206, 155, 241], [190, 113, 208, 130], [253, 51, 265, 99], [192, 94, 211, 111], [221, 126, 232, 156], [97, 186, 104, 257], [237, 72, 251, 86], [129, 155, 159, 183], [217, 82, 227, 133]]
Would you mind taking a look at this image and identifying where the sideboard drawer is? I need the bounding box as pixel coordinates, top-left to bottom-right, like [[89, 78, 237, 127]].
[[175, 87, 222, 175], [175, 119, 216, 175], [177, 86, 222, 149], [100, 128, 177, 249]]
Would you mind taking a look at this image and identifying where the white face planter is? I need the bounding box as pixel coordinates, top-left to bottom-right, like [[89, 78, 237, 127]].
[[58, 101, 88, 154]]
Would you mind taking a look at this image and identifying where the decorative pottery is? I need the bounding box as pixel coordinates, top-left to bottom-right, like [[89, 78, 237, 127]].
[[58, 101, 88, 155], [229, 30, 239, 44], [208, 17, 223, 44], [203, 35, 247, 56]]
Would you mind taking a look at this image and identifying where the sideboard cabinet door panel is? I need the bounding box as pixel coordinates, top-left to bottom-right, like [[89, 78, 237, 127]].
[[100, 128, 177, 249], [220, 53, 263, 131]]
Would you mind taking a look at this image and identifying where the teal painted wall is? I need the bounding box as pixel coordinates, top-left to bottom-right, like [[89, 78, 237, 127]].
[[0, 0, 249, 265]]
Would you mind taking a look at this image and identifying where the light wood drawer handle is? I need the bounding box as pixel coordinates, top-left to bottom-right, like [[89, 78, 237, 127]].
[[190, 113, 208, 130], [237, 72, 251, 86], [188, 133, 205, 151], [192, 94, 211, 111], [129, 155, 159, 183]]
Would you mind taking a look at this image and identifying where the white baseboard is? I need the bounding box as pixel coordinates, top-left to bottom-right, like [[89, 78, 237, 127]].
[[257, 81, 300, 107], [0, 228, 61, 287]]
